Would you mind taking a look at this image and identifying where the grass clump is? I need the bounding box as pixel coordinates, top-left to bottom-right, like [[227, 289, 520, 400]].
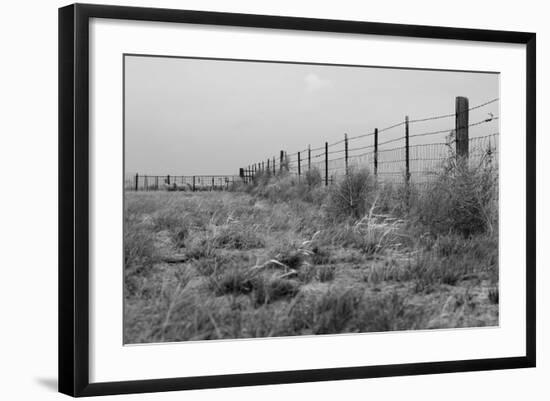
[[209, 267, 255, 296], [412, 157, 498, 237], [252, 275, 301, 306], [213, 224, 264, 250], [318, 266, 336, 282], [309, 288, 363, 334], [325, 168, 376, 220]]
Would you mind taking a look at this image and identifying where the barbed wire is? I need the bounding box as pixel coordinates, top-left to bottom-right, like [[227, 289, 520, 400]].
[[243, 98, 500, 174]]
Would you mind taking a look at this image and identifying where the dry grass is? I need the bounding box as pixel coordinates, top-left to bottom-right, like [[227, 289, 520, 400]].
[[124, 165, 498, 343]]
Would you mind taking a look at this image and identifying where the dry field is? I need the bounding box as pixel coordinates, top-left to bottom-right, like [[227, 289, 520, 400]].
[[124, 164, 498, 344]]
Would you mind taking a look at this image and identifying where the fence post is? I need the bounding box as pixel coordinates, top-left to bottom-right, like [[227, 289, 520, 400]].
[[374, 128, 379, 178], [211, 177, 214, 190], [273, 157, 276, 174], [267, 158, 270, 172], [280, 150, 284, 172], [144, 176, 148, 191], [192, 176, 196, 192], [167, 174, 170, 186], [455, 96, 469, 161], [344, 133, 349, 175], [297, 152, 301, 178], [134, 173, 138, 191], [325, 142, 329, 186], [405, 116, 410, 184], [308, 145, 311, 170], [262, 161, 265, 172]]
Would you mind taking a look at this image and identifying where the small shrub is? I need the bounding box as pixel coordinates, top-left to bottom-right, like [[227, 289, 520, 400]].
[[305, 168, 323, 187], [325, 168, 376, 220], [412, 157, 498, 237]]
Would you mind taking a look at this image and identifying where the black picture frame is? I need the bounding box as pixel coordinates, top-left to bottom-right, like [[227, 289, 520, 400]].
[[59, 3, 536, 397]]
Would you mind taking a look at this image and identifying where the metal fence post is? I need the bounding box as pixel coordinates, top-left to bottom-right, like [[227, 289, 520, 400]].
[[405, 116, 410, 184], [325, 142, 329, 186], [344, 133, 349, 175], [374, 128, 378, 178]]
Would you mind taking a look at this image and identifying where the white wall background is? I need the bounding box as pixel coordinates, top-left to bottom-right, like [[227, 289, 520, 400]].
[[0, 0, 546, 399]]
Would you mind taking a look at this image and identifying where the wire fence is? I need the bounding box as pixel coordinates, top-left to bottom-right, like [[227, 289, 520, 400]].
[[241, 96, 499, 186], [125, 174, 240, 191]]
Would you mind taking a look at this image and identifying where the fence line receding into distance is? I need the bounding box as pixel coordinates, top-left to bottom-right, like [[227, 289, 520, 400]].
[[126, 95, 499, 191], [240, 96, 499, 186]]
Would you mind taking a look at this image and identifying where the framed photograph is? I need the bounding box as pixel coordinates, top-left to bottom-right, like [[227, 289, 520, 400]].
[[58, 3, 536, 397]]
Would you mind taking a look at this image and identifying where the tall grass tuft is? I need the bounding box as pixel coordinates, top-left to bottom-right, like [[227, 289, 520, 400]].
[[325, 168, 376, 220], [412, 153, 498, 237]]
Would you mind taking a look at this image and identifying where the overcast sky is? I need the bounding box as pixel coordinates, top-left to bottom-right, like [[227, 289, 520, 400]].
[[124, 55, 499, 176]]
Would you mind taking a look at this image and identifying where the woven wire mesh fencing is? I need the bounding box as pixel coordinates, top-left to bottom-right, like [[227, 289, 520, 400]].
[[125, 175, 241, 191], [241, 96, 499, 187]]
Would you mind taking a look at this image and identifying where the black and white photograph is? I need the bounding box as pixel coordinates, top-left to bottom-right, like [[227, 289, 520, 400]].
[[123, 55, 500, 344]]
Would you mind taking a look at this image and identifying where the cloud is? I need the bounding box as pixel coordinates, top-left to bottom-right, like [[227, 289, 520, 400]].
[[304, 73, 331, 93]]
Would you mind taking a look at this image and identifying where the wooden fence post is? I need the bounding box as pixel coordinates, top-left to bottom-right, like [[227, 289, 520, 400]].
[[455, 96, 469, 161], [273, 157, 276, 174], [167, 174, 170, 186], [144, 176, 148, 191], [405, 116, 410, 184], [308, 145, 311, 170], [155, 176, 159, 190], [211, 177, 214, 190], [297, 151, 301, 178], [344, 133, 349, 175], [280, 150, 284, 172], [267, 158, 270, 173], [192, 176, 196, 192], [134, 173, 138, 191], [374, 128, 378, 178], [325, 142, 329, 186]]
